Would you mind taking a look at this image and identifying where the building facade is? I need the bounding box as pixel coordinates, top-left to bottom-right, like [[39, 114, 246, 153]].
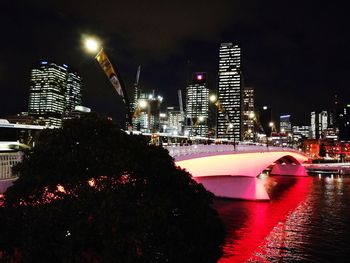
[[28, 62, 82, 127], [292, 125, 311, 146], [133, 91, 163, 133], [217, 43, 242, 141], [242, 86, 254, 141], [280, 115, 292, 133], [166, 107, 184, 135], [337, 104, 350, 141], [311, 111, 328, 139], [185, 72, 209, 137]]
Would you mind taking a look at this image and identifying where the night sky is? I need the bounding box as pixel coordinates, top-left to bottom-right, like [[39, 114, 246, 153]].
[[1, 0, 350, 126]]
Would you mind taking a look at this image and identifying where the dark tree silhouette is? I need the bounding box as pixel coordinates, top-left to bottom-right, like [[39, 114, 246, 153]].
[[319, 143, 327, 158], [0, 114, 224, 263]]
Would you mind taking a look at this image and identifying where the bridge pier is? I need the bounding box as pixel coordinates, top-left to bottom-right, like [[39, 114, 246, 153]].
[[271, 163, 308, 176], [194, 176, 270, 201]]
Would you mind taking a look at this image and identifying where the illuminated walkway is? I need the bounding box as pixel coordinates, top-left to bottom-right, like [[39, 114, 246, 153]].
[[168, 145, 310, 200]]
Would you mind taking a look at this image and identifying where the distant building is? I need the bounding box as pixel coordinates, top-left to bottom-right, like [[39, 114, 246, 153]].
[[337, 104, 350, 141], [186, 72, 209, 137], [166, 107, 184, 135], [280, 115, 292, 133], [217, 43, 242, 141], [28, 61, 82, 127], [62, 106, 91, 121], [270, 132, 291, 147], [4, 112, 38, 125], [133, 91, 163, 133], [292, 125, 311, 143], [310, 111, 328, 139], [242, 87, 254, 141]]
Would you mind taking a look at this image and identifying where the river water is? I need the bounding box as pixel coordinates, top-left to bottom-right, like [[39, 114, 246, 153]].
[[214, 174, 350, 262]]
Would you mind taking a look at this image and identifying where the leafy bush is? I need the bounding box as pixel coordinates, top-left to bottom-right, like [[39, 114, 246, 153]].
[[0, 114, 224, 263]]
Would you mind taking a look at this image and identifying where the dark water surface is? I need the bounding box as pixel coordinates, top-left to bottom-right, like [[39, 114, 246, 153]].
[[214, 174, 350, 262]]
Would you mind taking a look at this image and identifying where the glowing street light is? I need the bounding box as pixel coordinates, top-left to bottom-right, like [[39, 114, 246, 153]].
[[82, 35, 133, 129], [269, 122, 274, 128], [83, 37, 101, 54], [209, 94, 217, 103], [198, 116, 205, 123], [138, 100, 148, 109], [249, 112, 255, 119]]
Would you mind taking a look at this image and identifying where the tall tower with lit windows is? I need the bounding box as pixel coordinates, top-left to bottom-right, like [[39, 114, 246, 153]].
[[28, 62, 82, 127], [217, 43, 242, 141], [186, 72, 209, 137], [242, 86, 254, 141]]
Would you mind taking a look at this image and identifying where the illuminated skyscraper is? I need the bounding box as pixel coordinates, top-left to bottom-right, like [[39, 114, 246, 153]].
[[242, 86, 254, 141], [310, 111, 328, 139], [28, 62, 82, 127], [217, 43, 242, 141], [186, 72, 209, 137]]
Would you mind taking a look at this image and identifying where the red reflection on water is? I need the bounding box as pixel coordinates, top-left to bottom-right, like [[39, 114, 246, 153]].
[[217, 176, 312, 263]]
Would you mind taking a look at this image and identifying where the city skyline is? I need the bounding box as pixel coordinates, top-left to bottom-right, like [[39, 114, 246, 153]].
[[1, 1, 350, 126]]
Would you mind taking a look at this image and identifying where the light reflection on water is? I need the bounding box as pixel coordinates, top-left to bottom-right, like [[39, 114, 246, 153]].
[[214, 174, 350, 262]]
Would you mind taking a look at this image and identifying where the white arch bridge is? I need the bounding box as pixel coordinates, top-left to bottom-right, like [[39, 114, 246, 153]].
[[166, 145, 310, 201]]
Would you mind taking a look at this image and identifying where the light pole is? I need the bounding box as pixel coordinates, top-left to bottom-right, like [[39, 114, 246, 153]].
[[210, 94, 235, 150], [267, 121, 274, 149], [83, 36, 133, 130], [194, 115, 205, 137], [248, 112, 256, 142]]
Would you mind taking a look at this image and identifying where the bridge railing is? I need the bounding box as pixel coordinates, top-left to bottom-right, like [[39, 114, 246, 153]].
[[0, 152, 22, 180], [164, 144, 295, 158]]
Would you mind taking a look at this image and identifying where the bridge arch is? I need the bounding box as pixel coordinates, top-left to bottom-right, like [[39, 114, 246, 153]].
[[175, 151, 309, 178], [175, 151, 309, 200]]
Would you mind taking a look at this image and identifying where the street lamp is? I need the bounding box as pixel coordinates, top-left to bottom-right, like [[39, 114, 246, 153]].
[[83, 37, 101, 54], [138, 99, 148, 110], [209, 94, 217, 103], [210, 93, 237, 149], [198, 116, 205, 123], [83, 35, 133, 130], [193, 115, 205, 136], [249, 112, 255, 119], [267, 122, 274, 149]]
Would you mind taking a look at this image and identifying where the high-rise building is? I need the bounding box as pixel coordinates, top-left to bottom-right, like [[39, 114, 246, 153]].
[[133, 90, 163, 133], [186, 72, 209, 137], [28, 62, 82, 127], [338, 104, 350, 141], [310, 111, 328, 139], [242, 87, 254, 141], [292, 125, 311, 143], [65, 73, 83, 112], [280, 115, 292, 133], [217, 43, 242, 141]]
